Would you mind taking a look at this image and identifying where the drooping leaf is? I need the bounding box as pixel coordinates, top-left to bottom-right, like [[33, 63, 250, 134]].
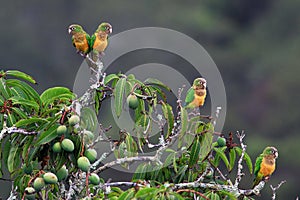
[[234, 146, 253, 174], [104, 74, 119, 85], [114, 77, 126, 117], [163, 152, 176, 168], [80, 107, 98, 133], [15, 118, 48, 128], [0, 77, 11, 99], [118, 188, 135, 200], [136, 113, 150, 129], [7, 112, 17, 127], [5, 70, 36, 84], [199, 123, 214, 161], [35, 125, 59, 146], [135, 187, 157, 199], [229, 148, 236, 172], [10, 96, 39, 111], [0, 113, 4, 130], [214, 147, 230, 169], [132, 163, 148, 180], [189, 138, 200, 167], [21, 136, 34, 162], [161, 102, 174, 138], [40, 87, 74, 106], [10, 87, 27, 99], [178, 106, 188, 148], [6, 79, 41, 104], [7, 145, 20, 173], [125, 134, 138, 157], [175, 165, 188, 183], [144, 78, 172, 92]]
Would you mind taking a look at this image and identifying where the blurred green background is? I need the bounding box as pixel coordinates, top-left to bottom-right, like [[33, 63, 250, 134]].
[[1, 0, 299, 199]]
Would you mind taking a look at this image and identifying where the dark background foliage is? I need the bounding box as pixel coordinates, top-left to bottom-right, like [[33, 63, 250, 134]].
[[1, 1, 299, 199]]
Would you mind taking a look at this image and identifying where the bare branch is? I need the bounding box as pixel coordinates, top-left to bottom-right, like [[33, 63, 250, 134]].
[[271, 180, 286, 200], [93, 156, 159, 174], [0, 126, 38, 140], [234, 130, 246, 187]]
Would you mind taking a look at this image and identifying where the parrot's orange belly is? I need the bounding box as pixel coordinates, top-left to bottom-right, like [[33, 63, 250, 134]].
[[191, 94, 206, 107], [260, 159, 275, 176], [76, 43, 89, 52], [75, 38, 89, 53], [93, 38, 108, 52]]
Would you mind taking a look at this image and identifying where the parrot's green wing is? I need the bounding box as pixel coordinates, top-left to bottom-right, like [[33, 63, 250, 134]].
[[254, 155, 263, 176], [89, 34, 96, 49], [85, 33, 91, 53], [252, 154, 264, 187], [184, 87, 195, 106]]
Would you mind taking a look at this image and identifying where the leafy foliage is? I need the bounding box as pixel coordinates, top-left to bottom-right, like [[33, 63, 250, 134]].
[[0, 68, 274, 200]]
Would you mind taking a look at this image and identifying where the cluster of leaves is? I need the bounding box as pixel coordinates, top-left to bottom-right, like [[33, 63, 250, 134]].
[[0, 69, 257, 199], [0, 70, 101, 199]]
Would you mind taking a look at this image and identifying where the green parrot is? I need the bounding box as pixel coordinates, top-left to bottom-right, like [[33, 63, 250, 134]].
[[184, 78, 207, 109], [253, 146, 278, 188], [68, 24, 91, 57], [90, 22, 112, 60]]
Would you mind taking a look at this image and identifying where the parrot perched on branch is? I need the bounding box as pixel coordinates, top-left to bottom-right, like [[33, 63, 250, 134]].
[[68, 24, 91, 57], [90, 22, 112, 56], [253, 146, 278, 188], [184, 78, 207, 109]]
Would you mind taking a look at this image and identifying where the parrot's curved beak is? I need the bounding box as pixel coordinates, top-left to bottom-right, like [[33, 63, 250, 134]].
[[68, 27, 72, 34]]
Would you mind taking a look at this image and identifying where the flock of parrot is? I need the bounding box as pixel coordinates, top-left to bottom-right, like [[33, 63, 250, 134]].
[[68, 23, 278, 189]]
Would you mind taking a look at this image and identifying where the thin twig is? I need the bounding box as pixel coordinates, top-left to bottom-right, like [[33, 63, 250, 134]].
[[270, 180, 286, 200], [234, 131, 246, 187]]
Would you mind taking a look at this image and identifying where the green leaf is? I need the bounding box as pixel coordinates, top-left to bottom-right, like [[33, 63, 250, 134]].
[[136, 113, 150, 128], [7, 112, 17, 127], [189, 138, 200, 167], [10, 87, 27, 98], [6, 79, 41, 104], [214, 147, 229, 169], [118, 188, 135, 200], [135, 187, 157, 199], [132, 163, 147, 180], [80, 107, 98, 132], [0, 113, 3, 130], [35, 125, 59, 146], [199, 123, 214, 161], [161, 102, 174, 138], [234, 147, 253, 174], [0, 77, 11, 99], [175, 165, 188, 183], [125, 134, 138, 157], [2, 140, 11, 170], [40, 87, 74, 106], [7, 145, 20, 173], [10, 96, 39, 111], [178, 106, 188, 148], [229, 148, 236, 172], [5, 70, 36, 84], [104, 74, 119, 85], [15, 118, 48, 128], [144, 78, 172, 92], [11, 107, 28, 119], [114, 77, 126, 117], [22, 136, 34, 162], [163, 152, 176, 168]]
